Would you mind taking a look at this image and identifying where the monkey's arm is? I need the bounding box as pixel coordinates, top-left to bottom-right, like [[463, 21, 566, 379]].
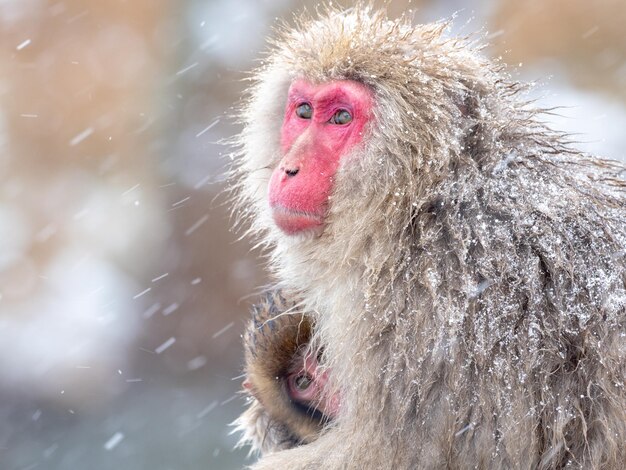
[[249, 427, 382, 470]]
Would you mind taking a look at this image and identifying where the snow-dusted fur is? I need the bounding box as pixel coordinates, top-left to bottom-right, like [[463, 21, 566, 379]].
[[231, 6, 626, 469]]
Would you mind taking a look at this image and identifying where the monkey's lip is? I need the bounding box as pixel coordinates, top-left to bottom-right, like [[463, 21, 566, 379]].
[[271, 205, 325, 235]]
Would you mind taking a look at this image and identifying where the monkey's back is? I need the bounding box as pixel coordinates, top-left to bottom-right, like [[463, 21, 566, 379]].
[[393, 153, 626, 468]]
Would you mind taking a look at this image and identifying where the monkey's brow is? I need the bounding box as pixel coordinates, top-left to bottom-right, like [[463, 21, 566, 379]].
[[288, 88, 352, 110], [313, 92, 352, 110], [287, 89, 310, 105]]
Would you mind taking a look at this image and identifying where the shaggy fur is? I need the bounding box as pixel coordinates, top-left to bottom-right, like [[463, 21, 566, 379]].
[[231, 5, 626, 469], [234, 290, 327, 453]]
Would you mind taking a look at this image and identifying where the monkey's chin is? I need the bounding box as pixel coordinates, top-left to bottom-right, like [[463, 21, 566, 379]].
[[271, 206, 325, 236]]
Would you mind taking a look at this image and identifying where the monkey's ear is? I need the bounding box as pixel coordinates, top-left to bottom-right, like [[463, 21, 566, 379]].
[[451, 81, 494, 166], [454, 81, 481, 119]]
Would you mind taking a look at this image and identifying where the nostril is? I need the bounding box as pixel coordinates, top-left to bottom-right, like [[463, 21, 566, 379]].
[[284, 168, 299, 177]]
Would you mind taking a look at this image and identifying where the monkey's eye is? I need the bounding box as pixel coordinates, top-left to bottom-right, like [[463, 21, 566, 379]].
[[329, 109, 352, 125], [293, 374, 312, 391], [295, 103, 312, 119]]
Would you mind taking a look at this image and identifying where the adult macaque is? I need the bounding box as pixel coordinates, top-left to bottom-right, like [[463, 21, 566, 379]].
[[233, 6, 626, 469], [235, 291, 335, 454]]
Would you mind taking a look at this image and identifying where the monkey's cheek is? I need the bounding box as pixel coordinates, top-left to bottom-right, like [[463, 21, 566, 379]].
[[271, 207, 325, 236], [319, 390, 341, 418], [314, 369, 340, 418]]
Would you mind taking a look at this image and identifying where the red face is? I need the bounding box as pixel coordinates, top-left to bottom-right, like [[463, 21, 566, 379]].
[[243, 347, 340, 420], [268, 79, 373, 235], [286, 351, 340, 419]]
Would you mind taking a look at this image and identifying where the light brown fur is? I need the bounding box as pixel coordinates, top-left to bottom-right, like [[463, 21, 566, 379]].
[[232, 5, 626, 469], [234, 291, 327, 453]]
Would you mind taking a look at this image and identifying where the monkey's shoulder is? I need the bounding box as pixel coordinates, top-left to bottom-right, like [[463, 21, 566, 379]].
[[448, 157, 625, 244], [424, 158, 625, 320]]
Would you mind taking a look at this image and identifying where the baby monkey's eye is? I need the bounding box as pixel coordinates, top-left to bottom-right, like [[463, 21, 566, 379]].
[[329, 109, 352, 125], [293, 374, 312, 391], [295, 103, 312, 119]]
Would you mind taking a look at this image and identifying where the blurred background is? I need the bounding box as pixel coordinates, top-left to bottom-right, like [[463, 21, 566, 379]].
[[0, 0, 623, 469]]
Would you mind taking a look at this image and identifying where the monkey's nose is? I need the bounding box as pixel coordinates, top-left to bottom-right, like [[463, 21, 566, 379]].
[[284, 167, 299, 177]]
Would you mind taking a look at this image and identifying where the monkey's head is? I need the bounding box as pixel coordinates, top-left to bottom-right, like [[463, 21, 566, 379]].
[[236, 292, 338, 453], [235, 6, 501, 255]]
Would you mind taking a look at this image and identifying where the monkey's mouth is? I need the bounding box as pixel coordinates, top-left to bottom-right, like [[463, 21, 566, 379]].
[[271, 205, 325, 235]]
